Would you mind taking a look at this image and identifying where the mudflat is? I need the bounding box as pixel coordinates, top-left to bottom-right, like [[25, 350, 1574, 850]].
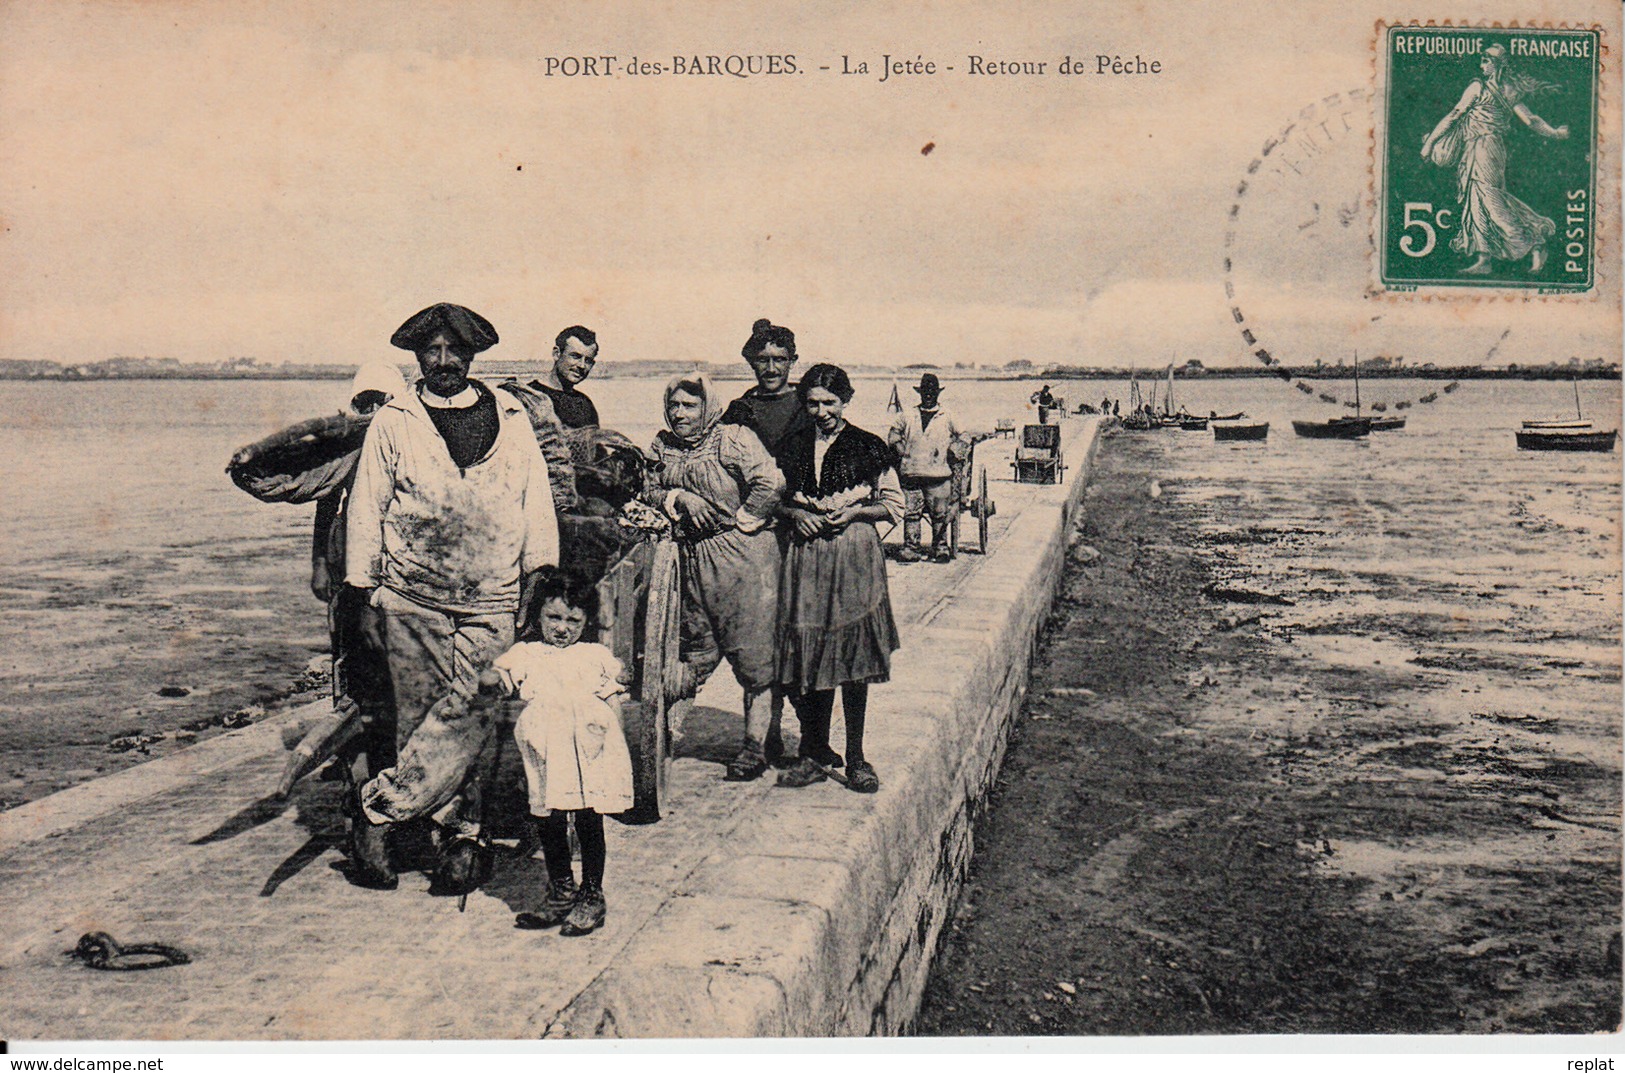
[[916, 430, 1621, 1035]]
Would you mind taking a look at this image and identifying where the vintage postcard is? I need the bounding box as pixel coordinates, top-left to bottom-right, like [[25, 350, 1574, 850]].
[[0, 0, 1619, 1056]]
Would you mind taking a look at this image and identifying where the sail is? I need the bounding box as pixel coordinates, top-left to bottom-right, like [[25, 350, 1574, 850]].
[[887, 380, 902, 413]]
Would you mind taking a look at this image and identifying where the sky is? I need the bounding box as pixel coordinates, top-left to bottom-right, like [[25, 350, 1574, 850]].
[[0, 0, 1619, 369]]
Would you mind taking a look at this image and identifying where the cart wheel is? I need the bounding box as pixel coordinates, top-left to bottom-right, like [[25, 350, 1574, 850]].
[[976, 466, 991, 552], [627, 540, 679, 821]]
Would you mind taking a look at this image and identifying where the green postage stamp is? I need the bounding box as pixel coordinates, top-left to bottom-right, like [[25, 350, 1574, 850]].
[[1378, 24, 1600, 293]]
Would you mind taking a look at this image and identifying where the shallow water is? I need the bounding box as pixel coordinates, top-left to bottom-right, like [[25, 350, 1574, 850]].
[[0, 373, 1618, 808]]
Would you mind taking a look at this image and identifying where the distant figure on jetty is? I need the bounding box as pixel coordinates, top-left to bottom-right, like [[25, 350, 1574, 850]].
[[890, 373, 963, 563], [641, 370, 786, 781], [348, 303, 559, 895], [775, 363, 901, 794]]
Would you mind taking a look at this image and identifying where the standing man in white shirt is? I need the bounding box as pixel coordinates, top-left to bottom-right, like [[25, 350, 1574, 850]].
[[344, 302, 559, 895], [888, 373, 962, 563]]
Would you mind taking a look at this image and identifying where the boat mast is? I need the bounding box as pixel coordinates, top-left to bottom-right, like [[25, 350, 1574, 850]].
[[1353, 352, 1361, 418], [1166, 361, 1174, 416], [1573, 374, 1583, 420]]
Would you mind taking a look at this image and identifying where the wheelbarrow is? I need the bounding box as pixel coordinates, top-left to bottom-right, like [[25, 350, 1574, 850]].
[[945, 436, 997, 560]]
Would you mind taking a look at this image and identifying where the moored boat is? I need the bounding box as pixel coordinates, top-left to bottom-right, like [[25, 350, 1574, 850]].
[[1369, 416, 1407, 431], [1515, 428, 1618, 452], [1213, 421, 1269, 442], [1294, 354, 1377, 440], [1292, 416, 1373, 439], [1179, 416, 1209, 431], [1521, 379, 1596, 434]]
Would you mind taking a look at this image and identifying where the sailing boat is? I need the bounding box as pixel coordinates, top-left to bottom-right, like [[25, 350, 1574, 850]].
[[1522, 377, 1591, 430], [1155, 360, 1207, 429], [1121, 365, 1156, 430], [1292, 354, 1374, 439], [1517, 377, 1617, 451]]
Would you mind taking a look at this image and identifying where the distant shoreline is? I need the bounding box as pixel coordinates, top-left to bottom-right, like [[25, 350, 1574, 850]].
[[1, 362, 1618, 383]]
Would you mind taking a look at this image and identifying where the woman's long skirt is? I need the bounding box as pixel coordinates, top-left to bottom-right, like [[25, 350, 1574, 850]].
[[776, 522, 899, 695]]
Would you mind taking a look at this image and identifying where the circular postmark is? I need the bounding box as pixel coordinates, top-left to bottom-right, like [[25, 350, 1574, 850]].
[[1224, 88, 1477, 415]]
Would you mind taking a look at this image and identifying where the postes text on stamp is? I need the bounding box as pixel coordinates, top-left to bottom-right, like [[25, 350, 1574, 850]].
[[1378, 24, 1599, 293]]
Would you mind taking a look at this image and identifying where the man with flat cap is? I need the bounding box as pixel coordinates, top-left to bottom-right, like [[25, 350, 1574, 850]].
[[344, 302, 559, 894]]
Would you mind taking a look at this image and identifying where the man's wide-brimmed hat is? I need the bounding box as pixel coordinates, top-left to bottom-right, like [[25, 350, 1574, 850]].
[[912, 373, 942, 394], [390, 303, 500, 354]]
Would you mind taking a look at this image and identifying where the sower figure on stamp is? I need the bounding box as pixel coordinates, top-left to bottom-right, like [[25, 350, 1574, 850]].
[[345, 303, 559, 895], [641, 371, 786, 782], [1421, 43, 1569, 276], [889, 372, 963, 563]]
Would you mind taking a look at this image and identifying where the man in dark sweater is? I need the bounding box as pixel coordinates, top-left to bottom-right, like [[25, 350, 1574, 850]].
[[523, 325, 601, 431], [717, 319, 811, 766], [720, 318, 813, 469]]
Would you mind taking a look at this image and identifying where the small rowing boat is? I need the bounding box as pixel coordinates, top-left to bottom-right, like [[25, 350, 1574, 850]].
[[1213, 421, 1269, 442], [1292, 416, 1372, 439]]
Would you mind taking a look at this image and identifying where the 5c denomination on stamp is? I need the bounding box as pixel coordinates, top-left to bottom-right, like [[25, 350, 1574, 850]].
[[1377, 23, 1600, 294]]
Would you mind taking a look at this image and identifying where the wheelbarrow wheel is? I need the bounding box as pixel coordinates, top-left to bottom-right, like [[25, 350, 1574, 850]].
[[976, 466, 992, 553]]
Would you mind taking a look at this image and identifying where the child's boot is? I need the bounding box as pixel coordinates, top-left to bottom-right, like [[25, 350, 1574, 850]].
[[515, 875, 579, 930], [560, 881, 607, 937]]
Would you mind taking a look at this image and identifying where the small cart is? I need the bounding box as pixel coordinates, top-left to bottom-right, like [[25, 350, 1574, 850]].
[[1012, 423, 1064, 485]]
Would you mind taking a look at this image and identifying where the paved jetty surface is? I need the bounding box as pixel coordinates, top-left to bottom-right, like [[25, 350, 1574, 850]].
[[0, 417, 1102, 1040]]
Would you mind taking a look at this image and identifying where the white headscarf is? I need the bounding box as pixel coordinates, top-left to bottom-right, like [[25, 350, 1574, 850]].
[[663, 370, 726, 447], [348, 360, 408, 411]]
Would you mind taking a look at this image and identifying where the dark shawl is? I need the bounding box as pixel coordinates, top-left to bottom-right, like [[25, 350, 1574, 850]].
[[779, 423, 895, 501]]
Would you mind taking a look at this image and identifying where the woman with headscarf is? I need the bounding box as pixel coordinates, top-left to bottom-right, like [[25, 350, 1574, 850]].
[[1421, 43, 1569, 275], [641, 372, 786, 780]]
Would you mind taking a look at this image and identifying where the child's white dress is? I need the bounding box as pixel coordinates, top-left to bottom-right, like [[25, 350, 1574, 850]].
[[493, 641, 634, 816]]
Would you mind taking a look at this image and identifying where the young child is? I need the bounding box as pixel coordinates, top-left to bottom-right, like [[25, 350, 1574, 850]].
[[478, 569, 633, 937]]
